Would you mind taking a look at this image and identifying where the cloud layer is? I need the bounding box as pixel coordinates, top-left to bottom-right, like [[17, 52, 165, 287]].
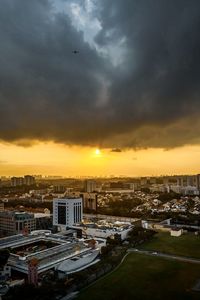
[[1, 0, 200, 149]]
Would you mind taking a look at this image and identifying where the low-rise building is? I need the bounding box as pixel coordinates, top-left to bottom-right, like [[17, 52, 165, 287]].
[[170, 228, 183, 237], [0, 211, 36, 237], [0, 232, 100, 276], [74, 216, 136, 241], [81, 192, 97, 211], [0, 265, 11, 282]]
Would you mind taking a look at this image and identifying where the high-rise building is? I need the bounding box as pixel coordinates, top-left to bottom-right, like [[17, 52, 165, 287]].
[[24, 175, 35, 186], [84, 180, 96, 192], [53, 198, 83, 229], [196, 174, 200, 191], [11, 175, 35, 187], [11, 177, 24, 187]]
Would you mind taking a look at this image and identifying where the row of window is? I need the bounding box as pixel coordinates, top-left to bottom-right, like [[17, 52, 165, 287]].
[[73, 204, 82, 223]]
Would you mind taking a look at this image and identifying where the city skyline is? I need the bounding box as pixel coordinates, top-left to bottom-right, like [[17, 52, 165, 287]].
[[1, 1, 200, 176]]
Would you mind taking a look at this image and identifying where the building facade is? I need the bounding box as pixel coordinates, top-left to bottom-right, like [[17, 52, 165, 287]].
[[0, 211, 36, 237], [84, 180, 96, 193], [81, 192, 97, 211], [24, 175, 35, 186], [11, 177, 24, 187], [53, 198, 83, 229], [11, 175, 35, 186]]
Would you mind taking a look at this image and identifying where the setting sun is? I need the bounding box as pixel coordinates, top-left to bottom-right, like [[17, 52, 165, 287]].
[[95, 148, 101, 156]]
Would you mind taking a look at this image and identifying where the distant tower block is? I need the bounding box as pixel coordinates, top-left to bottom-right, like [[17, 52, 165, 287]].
[[28, 258, 39, 286], [84, 180, 96, 192]]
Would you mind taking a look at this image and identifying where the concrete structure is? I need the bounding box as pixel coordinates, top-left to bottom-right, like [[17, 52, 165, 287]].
[[181, 186, 199, 195], [170, 185, 199, 195], [53, 185, 67, 193], [84, 180, 96, 193], [78, 224, 133, 240], [11, 175, 35, 186], [109, 181, 134, 191], [56, 249, 100, 276], [28, 258, 38, 286], [150, 184, 170, 193], [74, 217, 135, 241], [196, 174, 200, 191], [81, 192, 97, 211], [102, 189, 135, 194], [34, 213, 52, 230], [0, 265, 11, 282], [24, 175, 35, 186], [83, 213, 141, 225], [0, 211, 36, 236], [11, 177, 24, 187], [170, 228, 183, 237], [53, 198, 83, 230], [0, 233, 98, 275]]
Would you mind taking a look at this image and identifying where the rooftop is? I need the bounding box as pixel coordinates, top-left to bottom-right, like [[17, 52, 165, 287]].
[[0, 232, 93, 274]]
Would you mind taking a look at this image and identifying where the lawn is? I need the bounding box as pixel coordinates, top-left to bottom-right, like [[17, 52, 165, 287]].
[[139, 232, 200, 258], [77, 253, 200, 300]]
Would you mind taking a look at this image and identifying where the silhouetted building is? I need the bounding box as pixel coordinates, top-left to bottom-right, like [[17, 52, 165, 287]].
[[11, 177, 24, 187], [24, 175, 35, 185], [84, 180, 96, 192], [196, 174, 200, 191], [53, 185, 66, 193], [110, 181, 134, 190], [11, 175, 35, 187]]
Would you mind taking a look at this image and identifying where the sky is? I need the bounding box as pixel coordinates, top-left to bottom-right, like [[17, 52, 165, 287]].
[[1, 0, 200, 177]]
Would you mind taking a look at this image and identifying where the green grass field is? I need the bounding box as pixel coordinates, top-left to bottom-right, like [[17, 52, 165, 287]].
[[77, 253, 200, 300], [139, 232, 200, 258]]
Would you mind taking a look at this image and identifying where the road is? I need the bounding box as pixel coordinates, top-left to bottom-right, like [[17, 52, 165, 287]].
[[127, 248, 200, 264]]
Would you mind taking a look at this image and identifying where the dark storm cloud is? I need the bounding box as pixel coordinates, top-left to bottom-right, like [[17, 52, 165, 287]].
[[1, 0, 200, 148], [95, 0, 200, 147], [0, 0, 111, 145]]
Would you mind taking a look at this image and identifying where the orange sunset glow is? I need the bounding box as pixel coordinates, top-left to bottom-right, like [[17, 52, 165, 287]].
[[1, 141, 200, 177]]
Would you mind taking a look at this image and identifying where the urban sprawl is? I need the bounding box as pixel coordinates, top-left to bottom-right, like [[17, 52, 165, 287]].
[[1, 174, 200, 299]]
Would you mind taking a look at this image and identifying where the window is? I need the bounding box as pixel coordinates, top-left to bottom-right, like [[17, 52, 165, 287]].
[[58, 205, 66, 225]]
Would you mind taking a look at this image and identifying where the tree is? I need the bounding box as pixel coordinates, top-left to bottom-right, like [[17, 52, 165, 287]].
[[127, 227, 156, 245]]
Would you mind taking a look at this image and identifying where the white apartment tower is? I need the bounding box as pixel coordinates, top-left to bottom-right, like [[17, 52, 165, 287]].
[[53, 198, 83, 229]]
